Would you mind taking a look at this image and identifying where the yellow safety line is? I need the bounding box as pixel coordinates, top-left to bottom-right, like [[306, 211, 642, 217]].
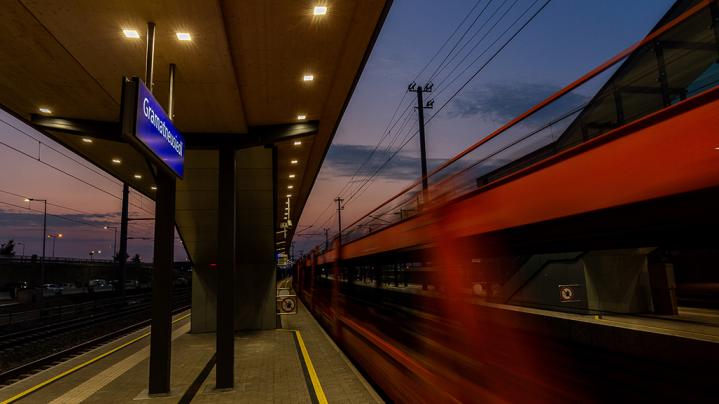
[[293, 330, 328, 404], [1, 313, 191, 404]]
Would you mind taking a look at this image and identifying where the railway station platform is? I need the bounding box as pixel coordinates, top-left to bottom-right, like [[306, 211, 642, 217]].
[[0, 300, 381, 403]]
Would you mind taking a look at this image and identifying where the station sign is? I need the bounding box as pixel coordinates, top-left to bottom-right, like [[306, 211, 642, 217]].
[[120, 77, 184, 177]]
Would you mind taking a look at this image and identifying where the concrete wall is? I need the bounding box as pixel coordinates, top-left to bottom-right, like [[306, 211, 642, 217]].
[[186, 146, 277, 332], [235, 146, 277, 330]]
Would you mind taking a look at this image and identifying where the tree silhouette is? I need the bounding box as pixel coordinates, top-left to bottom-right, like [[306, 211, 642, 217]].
[[131, 253, 142, 264], [0, 239, 15, 257]]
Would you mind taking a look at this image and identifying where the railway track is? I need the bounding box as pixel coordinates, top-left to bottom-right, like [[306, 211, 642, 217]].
[[0, 294, 190, 386]]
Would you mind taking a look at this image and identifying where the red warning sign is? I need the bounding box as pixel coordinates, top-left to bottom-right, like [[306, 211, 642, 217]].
[[558, 284, 580, 303]]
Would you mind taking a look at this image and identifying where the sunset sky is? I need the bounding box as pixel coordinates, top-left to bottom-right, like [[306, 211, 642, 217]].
[[0, 0, 674, 260]]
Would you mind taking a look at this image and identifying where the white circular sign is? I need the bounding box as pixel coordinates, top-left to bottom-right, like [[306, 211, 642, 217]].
[[281, 297, 296, 313]]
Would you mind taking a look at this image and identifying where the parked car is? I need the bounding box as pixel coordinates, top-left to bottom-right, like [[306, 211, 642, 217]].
[[88, 279, 108, 292], [42, 284, 63, 295]]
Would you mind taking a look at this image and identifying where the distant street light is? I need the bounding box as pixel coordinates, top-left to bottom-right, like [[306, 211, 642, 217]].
[[24, 197, 47, 286], [89, 249, 102, 262], [47, 233, 63, 258]]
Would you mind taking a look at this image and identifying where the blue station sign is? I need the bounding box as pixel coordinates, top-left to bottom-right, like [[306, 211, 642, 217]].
[[121, 77, 184, 178]]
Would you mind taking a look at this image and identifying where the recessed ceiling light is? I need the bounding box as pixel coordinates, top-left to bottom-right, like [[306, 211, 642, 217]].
[[314, 6, 328, 15], [297, 115, 306, 120], [293, 140, 302, 146], [134, 174, 142, 179], [112, 158, 122, 164], [289, 174, 296, 178], [151, 185, 157, 190], [287, 185, 294, 189], [123, 29, 140, 39], [291, 160, 298, 164], [82, 138, 93, 143], [38, 107, 52, 114], [176, 32, 191, 41], [303, 74, 314, 81]]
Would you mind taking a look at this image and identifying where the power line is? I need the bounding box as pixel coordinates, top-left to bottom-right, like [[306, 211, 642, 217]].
[[0, 200, 106, 229], [343, 0, 551, 207], [413, 0, 485, 82]]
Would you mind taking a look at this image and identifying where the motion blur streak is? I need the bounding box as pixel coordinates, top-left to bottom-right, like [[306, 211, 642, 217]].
[[294, 1, 719, 402]]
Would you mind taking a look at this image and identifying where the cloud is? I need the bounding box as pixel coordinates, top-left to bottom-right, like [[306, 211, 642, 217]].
[[446, 82, 590, 122], [0, 209, 117, 229], [324, 144, 445, 181]]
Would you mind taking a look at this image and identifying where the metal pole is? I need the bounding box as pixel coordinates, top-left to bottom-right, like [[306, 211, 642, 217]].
[[216, 146, 236, 389], [145, 20, 174, 396], [416, 87, 428, 192], [145, 22, 156, 91], [334, 197, 344, 246], [41, 200, 46, 286], [119, 186, 129, 296], [51, 237, 56, 258], [168, 63, 176, 119]]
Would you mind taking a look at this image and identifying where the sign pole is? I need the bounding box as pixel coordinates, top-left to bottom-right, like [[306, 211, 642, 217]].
[[147, 21, 174, 396]]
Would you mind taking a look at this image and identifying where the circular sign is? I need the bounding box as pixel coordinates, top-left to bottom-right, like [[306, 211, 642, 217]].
[[560, 286, 574, 301], [281, 297, 296, 313]]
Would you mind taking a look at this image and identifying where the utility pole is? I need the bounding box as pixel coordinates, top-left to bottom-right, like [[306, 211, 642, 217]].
[[324, 228, 329, 251], [408, 82, 434, 193], [334, 197, 344, 246]]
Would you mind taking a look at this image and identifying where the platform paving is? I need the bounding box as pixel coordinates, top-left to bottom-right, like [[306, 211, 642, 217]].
[[0, 294, 382, 403]]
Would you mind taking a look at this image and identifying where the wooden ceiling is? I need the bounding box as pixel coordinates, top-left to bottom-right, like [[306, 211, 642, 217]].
[[0, 0, 391, 250]]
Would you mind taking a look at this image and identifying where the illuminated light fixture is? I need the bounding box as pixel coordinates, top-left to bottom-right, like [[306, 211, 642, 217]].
[[297, 114, 306, 120], [293, 140, 302, 146], [38, 107, 52, 114], [303, 74, 314, 81], [176, 32, 191, 41], [287, 185, 294, 189], [715, 146, 719, 150], [289, 174, 296, 178], [23, 198, 30, 202], [290, 159, 298, 164], [81, 138, 93, 143], [123, 29, 140, 38], [314, 6, 328, 15], [151, 185, 157, 190], [286, 194, 292, 198], [112, 158, 122, 164], [134, 174, 142, 179]]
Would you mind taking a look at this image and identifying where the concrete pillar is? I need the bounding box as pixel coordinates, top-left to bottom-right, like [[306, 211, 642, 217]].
[[235, 146, 276, 330]]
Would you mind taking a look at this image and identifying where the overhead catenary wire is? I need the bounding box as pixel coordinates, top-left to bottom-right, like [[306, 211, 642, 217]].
[[301, 0, 496, 235], [342, 0, 552, 209]]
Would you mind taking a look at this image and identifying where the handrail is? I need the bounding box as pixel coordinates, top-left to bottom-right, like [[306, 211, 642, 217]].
[[338, 0, 714, 238]]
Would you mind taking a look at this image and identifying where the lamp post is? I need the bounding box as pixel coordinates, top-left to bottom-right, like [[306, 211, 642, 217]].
[[47, 233, 63, 258], [24, 198, 47, 286], [104, 226, 118, 260]]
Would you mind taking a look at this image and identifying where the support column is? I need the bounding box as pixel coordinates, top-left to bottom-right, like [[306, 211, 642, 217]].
[[118, 184, 129, 296], [216, 147, 236, 389], [148, 171, 175, 394], [235, 146, 276, 330]]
